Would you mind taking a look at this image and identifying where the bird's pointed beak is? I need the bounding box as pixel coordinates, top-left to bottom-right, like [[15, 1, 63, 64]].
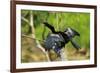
[[70, 28, 80, 37]]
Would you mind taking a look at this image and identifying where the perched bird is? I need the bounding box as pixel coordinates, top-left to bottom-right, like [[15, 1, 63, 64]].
[[43, 22, 81, 56]]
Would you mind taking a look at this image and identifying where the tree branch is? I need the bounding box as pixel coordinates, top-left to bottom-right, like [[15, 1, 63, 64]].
[[21, 16, 29, 24]]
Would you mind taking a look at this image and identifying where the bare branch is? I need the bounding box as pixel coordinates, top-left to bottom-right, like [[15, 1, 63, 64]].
[[21, 34, 44, 42], [21, 16, 29, 24], [30, 11, 35, 38]]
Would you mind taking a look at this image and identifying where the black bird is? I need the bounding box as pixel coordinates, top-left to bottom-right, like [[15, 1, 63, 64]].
[[43, 22, 81, 56]]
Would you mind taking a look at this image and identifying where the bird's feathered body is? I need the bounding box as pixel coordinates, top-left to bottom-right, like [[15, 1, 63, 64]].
[[43, 22, 81, 56]]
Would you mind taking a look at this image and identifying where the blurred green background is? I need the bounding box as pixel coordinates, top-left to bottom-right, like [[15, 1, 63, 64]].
[[21, 10, 90, 63]]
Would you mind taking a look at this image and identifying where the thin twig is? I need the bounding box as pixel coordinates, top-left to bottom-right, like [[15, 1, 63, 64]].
[[22, 34, 44, 42], [21, 16, 29, 24]]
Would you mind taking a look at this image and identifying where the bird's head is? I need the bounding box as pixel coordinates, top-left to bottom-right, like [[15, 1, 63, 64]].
[[64, 28, 81, 50], [64, 27, 80, 39]]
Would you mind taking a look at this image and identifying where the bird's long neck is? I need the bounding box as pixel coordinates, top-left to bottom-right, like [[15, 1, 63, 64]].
[[43, 22, 56, 33]]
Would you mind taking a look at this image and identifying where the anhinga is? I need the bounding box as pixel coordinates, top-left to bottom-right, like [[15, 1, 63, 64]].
[[43, 22, 81, 56]]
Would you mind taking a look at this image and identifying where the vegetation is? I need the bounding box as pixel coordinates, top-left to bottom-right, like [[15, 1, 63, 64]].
[[21, 10, 90, 63]]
